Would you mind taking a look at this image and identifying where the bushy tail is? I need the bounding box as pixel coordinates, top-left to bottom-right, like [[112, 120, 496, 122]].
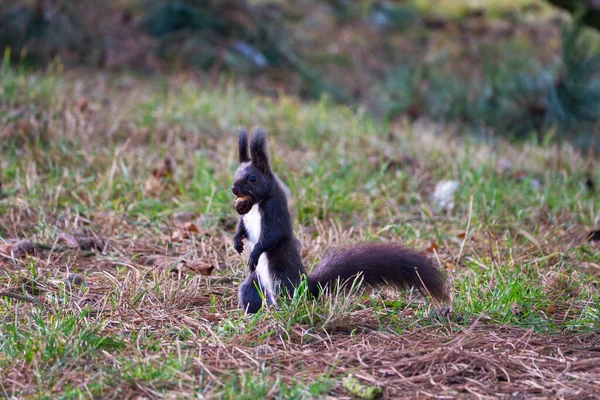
[[307, 243, 448, 301]]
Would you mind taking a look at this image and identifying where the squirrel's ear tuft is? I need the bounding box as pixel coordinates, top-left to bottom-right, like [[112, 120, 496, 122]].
[[238, 127, 250, 163], [250, 126, 270, 174]]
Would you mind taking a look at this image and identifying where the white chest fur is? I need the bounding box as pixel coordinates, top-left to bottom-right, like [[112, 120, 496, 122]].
[[243, 204, 262, 247], [243, 204, 276, 304]]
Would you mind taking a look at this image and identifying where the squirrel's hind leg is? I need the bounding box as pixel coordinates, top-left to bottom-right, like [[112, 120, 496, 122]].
[[239, 272, 263, 314]]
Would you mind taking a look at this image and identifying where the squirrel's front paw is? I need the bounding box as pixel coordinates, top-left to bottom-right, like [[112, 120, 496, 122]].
[[247, 252, 260, 272], [233, 235, 244, 254]]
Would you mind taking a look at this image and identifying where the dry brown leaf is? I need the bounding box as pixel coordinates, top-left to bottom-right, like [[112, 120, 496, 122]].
[[167, 258, 214, 276], [426, 242, 439, 253], [185, 262, 214, 276], [183, 222, 200, 233], [152, 157, 175, 179], [145, 157, 177, 195], [444, 262, 456, 271], [171, 222, 201, 241]]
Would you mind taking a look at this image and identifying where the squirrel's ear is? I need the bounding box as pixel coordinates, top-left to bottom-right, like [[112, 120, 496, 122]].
[[238, 127, 250, 163], [250, 126, 270, 174]]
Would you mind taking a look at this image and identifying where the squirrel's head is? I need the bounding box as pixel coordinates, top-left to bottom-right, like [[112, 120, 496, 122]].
[[232, 126, 274, 214]]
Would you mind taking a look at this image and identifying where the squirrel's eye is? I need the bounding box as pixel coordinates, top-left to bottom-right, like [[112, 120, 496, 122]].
[[249, 175, 257, 182]]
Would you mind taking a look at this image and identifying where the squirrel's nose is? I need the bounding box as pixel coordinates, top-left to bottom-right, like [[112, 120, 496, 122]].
[[232, 187, 241, 197]]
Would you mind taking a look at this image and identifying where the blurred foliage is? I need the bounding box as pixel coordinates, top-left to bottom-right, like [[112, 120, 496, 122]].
[[0, 0, 599, 146], [0, 0, 87, 64], [139, 0, 282, 69], [380, 20, 600, 144], [545, 0, 600, 31]]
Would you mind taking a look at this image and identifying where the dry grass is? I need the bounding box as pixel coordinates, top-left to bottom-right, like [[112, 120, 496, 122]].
[[1, 68, 599, 398]]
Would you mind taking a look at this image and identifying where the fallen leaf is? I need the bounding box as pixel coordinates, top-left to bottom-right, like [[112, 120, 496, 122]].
[[546, 304, 558, 314], [444, 262, 456, 271], [184, 262, 214, 276], [426, 242, 439, 253], [143, 255, 213, 276], [152, 157, 175, 179], [183, 222, 200, 233], [170, 259, 214, 276], [145, 157, 176, 195], [171, 223, 201, 241]]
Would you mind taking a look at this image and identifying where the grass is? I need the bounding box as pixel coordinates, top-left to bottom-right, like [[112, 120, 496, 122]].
[[1, 56, 600, 398]]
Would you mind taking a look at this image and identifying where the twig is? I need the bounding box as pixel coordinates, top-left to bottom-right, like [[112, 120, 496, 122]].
[[456, 195, 473, 265], [0, 291, 41, 306]]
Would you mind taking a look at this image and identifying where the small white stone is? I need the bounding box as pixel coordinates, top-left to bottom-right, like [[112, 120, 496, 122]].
[[432, 180, 460, 211]]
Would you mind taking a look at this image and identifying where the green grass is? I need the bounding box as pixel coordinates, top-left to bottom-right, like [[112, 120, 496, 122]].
[[1, 57, 600, 398], [216, 369, 336, 400]]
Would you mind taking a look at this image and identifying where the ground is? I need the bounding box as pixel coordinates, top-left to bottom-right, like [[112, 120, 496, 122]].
[[1, 64, 599, 399]]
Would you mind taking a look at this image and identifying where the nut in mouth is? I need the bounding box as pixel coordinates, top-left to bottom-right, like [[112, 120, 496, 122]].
[[233, 195, 253, 215]]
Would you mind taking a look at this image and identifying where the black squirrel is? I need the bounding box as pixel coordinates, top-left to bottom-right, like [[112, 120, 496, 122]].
[[232, 126, 448, 313]]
